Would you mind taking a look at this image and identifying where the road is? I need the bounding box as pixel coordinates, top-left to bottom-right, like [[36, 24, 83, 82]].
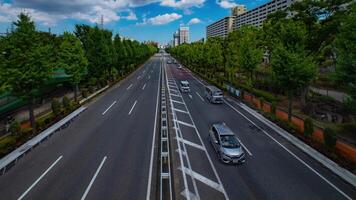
[[164, 55, 356, 200], [0, 55, 162, 200], [0, 52, 355, 200]]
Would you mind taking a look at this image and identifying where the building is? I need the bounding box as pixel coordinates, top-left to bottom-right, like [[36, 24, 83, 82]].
[[179, 26, 189, 44], [234, 0, 295, 29], [206, 16, 235, 38], [173, 31, 179, 46], [231, 5, 247, 16]]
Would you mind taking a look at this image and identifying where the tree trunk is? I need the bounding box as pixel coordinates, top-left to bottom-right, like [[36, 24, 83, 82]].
[[28, 96, 36, 132], [301, 86, 309, 107], [74, 84, 79, 102], [288, 90, 293, 122]]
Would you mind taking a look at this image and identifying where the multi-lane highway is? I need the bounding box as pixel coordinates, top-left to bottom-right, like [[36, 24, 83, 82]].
[[0, 55, 162, 200], [164, 54, 356, 200], [0, 52, 355, 200]]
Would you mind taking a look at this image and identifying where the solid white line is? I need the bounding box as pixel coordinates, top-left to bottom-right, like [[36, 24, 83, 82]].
[[142, 83, 146, 90], [177, 137, 205, 151], [128, 100, 138, 115], [181, 167, 224, 193], [239, 140, 253, 156], [224, 100, 352, 200], [171, 99, 184, 104], [127, 84, 133, 90], [195, 92, 205, 102], [18, 156, 63, 200], [175, 120, 195, 128], [102, 101, 117, 115], [81, 156, 107, 200], [145, 61, 161, 200], [173, 108, 189, 114]]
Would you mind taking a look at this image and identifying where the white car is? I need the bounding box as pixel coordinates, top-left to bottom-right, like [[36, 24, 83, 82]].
[[179, 80, 190, 92]]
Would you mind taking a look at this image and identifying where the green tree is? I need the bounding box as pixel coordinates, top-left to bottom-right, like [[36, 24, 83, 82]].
[[58, 32, 88, 102], [269, 19, 316, 121], [0, 13, 52, 131], [205, 37, 224, 77], [333, 3, 356, 113]]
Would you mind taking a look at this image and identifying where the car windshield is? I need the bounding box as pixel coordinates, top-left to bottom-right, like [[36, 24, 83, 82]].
[[213, 91, 223, 96], [220, 135, 240, 148], [182, 83, 189, 87]]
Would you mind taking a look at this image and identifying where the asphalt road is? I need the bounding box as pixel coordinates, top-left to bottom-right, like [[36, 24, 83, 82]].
[[0, 55, 162, 200], [165, 55, 356, 200]]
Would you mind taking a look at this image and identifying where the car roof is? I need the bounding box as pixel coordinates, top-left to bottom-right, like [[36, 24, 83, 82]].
[[206, 85, 221, 92], [180, 80, 189, 84], [213, 123, 234, 135]]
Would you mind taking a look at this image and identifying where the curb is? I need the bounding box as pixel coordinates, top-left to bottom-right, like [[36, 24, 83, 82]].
[[79, 85, 109, 105], [0, 106, 86, 175], [230, 98, 356, 187]]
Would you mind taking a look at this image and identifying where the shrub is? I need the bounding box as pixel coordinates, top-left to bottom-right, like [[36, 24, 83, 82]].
[[324, 128, 337, 148], [88, 77, 97, 87], [82, 89, 88, 98], [9, 121, 21, 135], [51, 99, 62, 116], [304, 118, 314, 137], [62, 96, 71, 111], [35, 119, 46, 131]]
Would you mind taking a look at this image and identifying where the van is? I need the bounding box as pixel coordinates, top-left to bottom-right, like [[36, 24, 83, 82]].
[[180, 81, 190, 92], [205, 85, 223, 103]]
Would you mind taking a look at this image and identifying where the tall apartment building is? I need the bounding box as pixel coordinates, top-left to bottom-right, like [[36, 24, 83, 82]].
[[173, 31, 179, 47], [234, 0, 294, 29], [206, 5, 246, 39], [206, 16, 235, 38], [179, 26, 189, 44], [231, 5, 247, 16]]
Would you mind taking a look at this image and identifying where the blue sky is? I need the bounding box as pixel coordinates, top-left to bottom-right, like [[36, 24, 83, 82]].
[[0, 0, 270, 44]]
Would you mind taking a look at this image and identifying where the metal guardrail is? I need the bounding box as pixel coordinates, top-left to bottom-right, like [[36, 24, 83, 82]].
[[159, 55, 173, 200], [0, 106, 86, 175]]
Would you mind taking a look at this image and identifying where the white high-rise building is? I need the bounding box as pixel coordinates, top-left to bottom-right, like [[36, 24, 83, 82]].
[[179, 26, 189, 44]]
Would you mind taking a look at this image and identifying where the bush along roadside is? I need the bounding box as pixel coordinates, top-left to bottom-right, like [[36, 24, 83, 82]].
[[173, 57, 356, 172]]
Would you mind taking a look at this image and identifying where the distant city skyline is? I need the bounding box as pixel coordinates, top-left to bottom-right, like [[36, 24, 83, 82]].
[[0, 0, 271, 44]]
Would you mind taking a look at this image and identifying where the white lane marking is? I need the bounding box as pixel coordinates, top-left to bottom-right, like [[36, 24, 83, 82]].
[[128, 100, 138, 115], [148, 75, 151, 79], [188, 94, 192, 99], [181, 167, 224, 193], [102, 101, 117, 115], [170, 93, 181, 98], [170, 88, 179, 93], [171, 99, 184, 104], [142, 83, 147, 90], [175, 119, 195, 128], [186, 68, 352, 200], [181, 188, 198, 200], [239, 140, 253, 156], [224, 100, 352, 200], [137, 75, 141, 80], [173, 108, 189, 114], [18, 156, 63, 200], [127, 84, 133, 90], [81, 156, 107, 200], [195, 92, 205, 102], [145, 61, 161, 200], [177, 137, 205, 151]]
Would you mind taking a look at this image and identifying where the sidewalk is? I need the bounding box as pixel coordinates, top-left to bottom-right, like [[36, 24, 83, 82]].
[[310, 87, 349, 103]]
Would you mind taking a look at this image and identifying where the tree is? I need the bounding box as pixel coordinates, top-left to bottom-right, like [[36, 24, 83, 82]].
[[236, 26, 263, 86], [0, 13, 52, 131], [58, 32, 88, 102], [269, 19, 316, 121], [205, 37, 224, 77], [333, 3, 356, 113]]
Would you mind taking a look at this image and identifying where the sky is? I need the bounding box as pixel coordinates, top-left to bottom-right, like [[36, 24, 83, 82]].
[[0, 0, 270, 44]]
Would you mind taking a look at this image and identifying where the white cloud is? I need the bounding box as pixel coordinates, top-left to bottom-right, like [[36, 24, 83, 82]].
[[160, 0, 205, 9], [187, 18, 201, 25], [138, 13, 182, 25], [0, 0, 155, 27], [216, 0, 237, 9]]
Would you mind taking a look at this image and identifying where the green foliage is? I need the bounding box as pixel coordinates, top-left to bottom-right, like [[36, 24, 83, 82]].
[[324, 127, 337, 148], [9, 121, 21, 135], [51, 98, 62, 116], [333, 3, 356, 113], [62, 96, 71, 111], [304, 118, 314, 137]]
